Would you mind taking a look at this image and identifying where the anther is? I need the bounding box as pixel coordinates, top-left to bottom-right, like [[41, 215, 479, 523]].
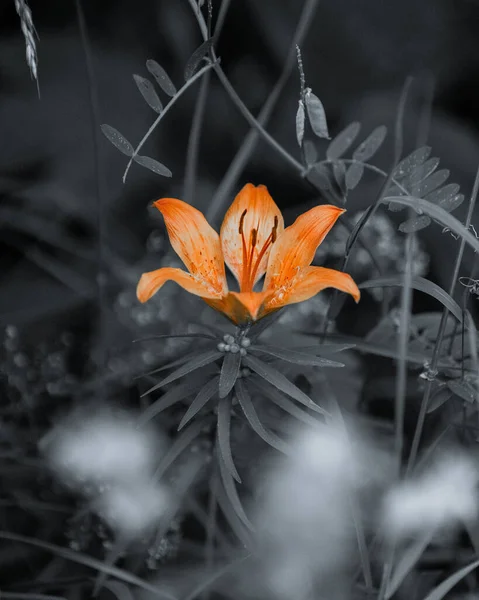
[[271, 216, 279, 243], [239, 209, 247, 235], [250, 228, 258, 248]]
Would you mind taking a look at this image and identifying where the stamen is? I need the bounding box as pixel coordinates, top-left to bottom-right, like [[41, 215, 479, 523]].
[[250, 228, 258, 248], [239, 209, 247, 234]]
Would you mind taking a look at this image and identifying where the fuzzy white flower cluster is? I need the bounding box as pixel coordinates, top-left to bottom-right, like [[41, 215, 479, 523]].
[[41, 407, 169, 539], [383, 452, 479, 539], [252, 424, 367, 600]]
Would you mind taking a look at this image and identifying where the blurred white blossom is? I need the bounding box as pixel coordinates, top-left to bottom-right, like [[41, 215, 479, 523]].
[[41, 407, 162, 488], [252, 425, 364, 600], [383, 452, 479, 539], [94, 481, 170, 539]]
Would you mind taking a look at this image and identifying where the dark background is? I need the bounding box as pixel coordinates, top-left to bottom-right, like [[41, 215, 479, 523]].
[[1, 0, 479, 590]]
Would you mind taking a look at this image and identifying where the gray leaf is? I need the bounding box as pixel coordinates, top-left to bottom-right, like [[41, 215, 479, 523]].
[[146, 59, 177, 96], [326, 122, 361, 160], [133, 74, 163, 113], [393, 146, 432, 180], [345, 162, 364, 190], [305, 90, 329, 139], [296, 100, 305, 147], [133, 154, 172, 178], [398, 215, 431, 233], [100, 124, 134, 156], [352, 125, 387, 163]]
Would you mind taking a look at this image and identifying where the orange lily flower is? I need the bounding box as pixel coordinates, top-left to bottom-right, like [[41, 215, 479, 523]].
[[137, 183, 360, 325]]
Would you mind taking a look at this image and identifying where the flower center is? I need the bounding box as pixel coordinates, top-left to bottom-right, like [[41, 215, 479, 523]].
[[238, 209, 278, 292]]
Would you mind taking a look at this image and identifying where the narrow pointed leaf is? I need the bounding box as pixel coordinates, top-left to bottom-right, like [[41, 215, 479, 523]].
[[415, 169, 450, 197], [138, 350, 199, 379], [178, 377, 219, 430], [216, 445, 253, 530], [133, 75, 163, 113], [326, 122, 361, 160], [141, 350, 222, 397], [293, 343, 355, 354], [296, 101, 305, 147], [137, 380, 200, 426], [393, 146, 432, 180], [398, 215, 431, 233], [155, 418, 209, 479], [217, 395, 241, 483], [184, 39, 214, 81], [359, 276, 463, 322], [134, 333, 216, 343], [249, 309, 285, 341], [101, 125, 134, 156], [307, 163, 332, 190], [219, 351, 242, 399], [243, 354, 329, 415], [305, 90, 329, 139], [422, 558, 479, 600], [385, 530, 435, 599], [236, 379, 289, 454], [303, 140, 318, 165], [252, 344, 344, 367], [133, 155, 172, 178], [146, 59, 177, 96], [249, 377, 322, 428], [352, 125, 387, 162], [345, 162, 364, 190], [213, 474, 255, 548]]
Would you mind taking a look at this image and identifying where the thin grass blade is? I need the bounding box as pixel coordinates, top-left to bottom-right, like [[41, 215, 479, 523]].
[[216, 445, 253, 531], [422, 558, 479, 600], [137, 381, 199, 427], [359, 276, 463, 323]]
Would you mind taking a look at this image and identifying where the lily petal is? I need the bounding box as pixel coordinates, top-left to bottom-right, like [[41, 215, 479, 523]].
[[220, 184, 284, 291], [154, 198, 227, 296], [263, 266, 360, 313], [205, 291, 272, 325], [264, 205, 345, 291], [137, 267, 224, 303]]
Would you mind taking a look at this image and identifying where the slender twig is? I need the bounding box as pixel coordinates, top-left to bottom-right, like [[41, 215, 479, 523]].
[[122, 62, 216, 183], [406, 160, 479, 472], [206, 0, 320, 223], [183, 71, 211, 205], [75, 0, 108, 376]]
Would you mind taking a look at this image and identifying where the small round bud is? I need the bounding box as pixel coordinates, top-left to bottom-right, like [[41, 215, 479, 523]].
[[240, 337, 251, 348], [224, 344, 231, 352], [240, 348, 247, 356], [217, 342, 226, 352], [230, 343, 240, 354], [223, 334, 235, 345]]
